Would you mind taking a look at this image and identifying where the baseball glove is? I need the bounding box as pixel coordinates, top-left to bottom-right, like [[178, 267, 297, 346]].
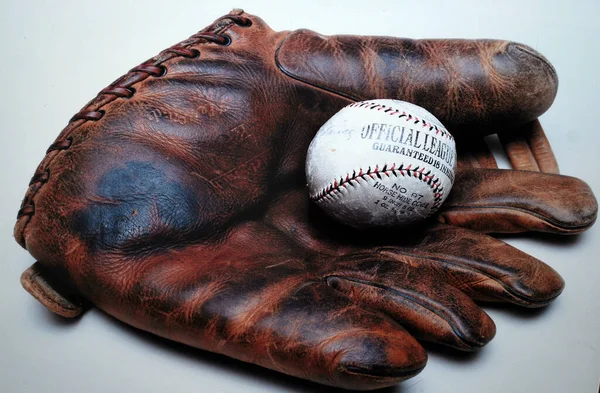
[[15, 9, 597, 390]]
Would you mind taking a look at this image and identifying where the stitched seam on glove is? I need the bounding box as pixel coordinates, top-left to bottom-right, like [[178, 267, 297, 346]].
[[381, 248, 561, 306], [325, 274, 484, 347], [444, 205, 598, 231]]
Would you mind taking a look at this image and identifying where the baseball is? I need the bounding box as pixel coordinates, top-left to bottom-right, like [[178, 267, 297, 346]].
[[306, 99, 456, 228]]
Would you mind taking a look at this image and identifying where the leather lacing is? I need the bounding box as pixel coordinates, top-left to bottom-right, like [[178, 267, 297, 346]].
[[17, 13, 252, 220]]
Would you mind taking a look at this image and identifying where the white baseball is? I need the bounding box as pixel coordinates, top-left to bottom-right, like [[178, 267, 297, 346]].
[[306, 99, 457, 228]]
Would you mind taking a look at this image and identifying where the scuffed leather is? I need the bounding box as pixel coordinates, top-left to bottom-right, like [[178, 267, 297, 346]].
[[441, 169, 597, 233], [20, 261, 88, 317], [276, 30, 558, 134], [14, 10, 597, 390]]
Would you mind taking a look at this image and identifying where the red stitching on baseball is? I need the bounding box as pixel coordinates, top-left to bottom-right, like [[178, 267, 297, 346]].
[[347, 101, 454, 141], [310, 163, 444, 209]]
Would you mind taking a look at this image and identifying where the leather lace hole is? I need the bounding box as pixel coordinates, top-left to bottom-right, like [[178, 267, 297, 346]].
[[97, 110, 106, 119], [127, 87, 136, 97], [188, 49, 200, 58], [237, 18, 252, 27], [218, 35, 232, 46], [156, 65, 167, 77]]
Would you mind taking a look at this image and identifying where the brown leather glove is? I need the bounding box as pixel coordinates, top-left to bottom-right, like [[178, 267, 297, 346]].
[[14, 9, 597, 391]]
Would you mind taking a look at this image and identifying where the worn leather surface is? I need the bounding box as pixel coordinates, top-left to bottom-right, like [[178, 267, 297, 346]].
[[276, 31, 557, 134], [14, 9, 597, 390], [440, 169, 597, 233]]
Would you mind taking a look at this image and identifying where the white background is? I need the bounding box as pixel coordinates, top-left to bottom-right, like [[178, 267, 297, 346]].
[[1, 1, 599, 392]]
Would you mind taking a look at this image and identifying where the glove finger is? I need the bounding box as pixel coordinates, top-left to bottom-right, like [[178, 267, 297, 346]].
[[498, 119, 559, 173], [326, 255, 496, 351], [439, 168, 598, 234], [277, 32, 558, 135], [386, 224, 564, 307], [456, 136, 499, 170], [254, 281, 428, 389], [522, 119, 559, 173], [77, 242, 426, 390]]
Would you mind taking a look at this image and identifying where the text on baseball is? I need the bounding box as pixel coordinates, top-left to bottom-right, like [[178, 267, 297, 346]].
[[360, 122, 455, 165]]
